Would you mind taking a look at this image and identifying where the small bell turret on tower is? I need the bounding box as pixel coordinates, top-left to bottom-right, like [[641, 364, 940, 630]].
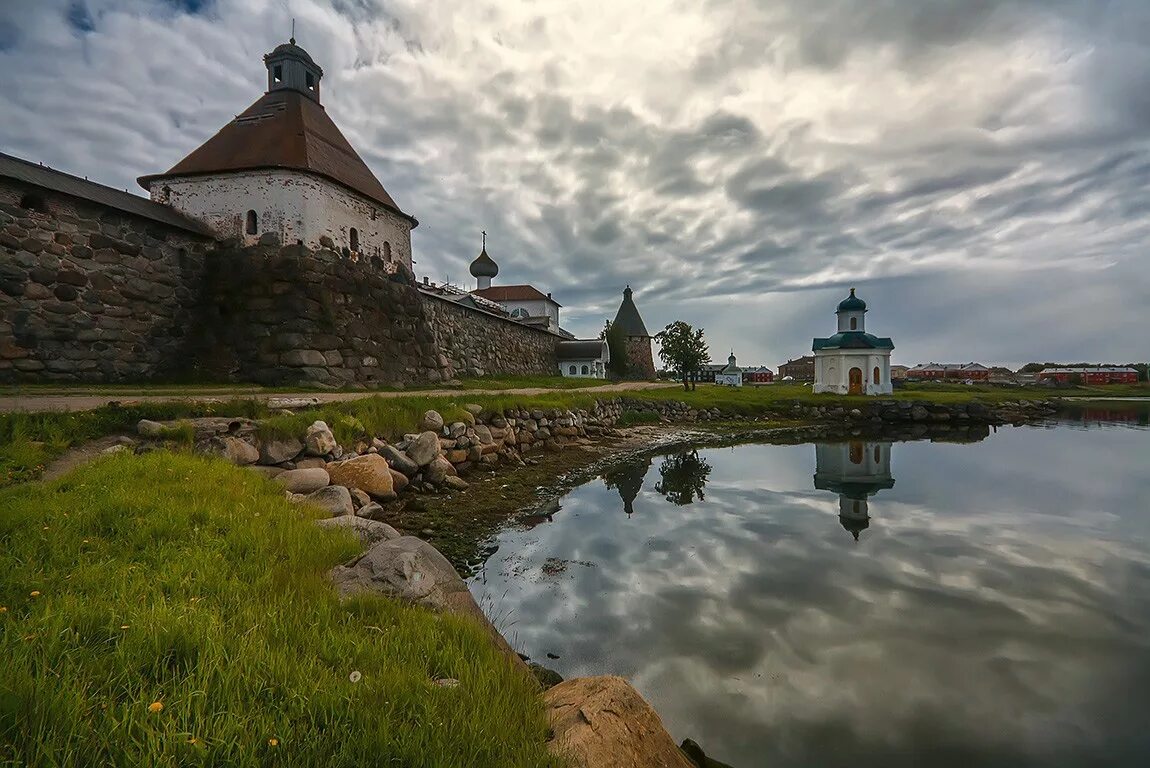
[[264, 38, 324, 102], [836, 287, 867, 333], [469, 231, 499, 290]]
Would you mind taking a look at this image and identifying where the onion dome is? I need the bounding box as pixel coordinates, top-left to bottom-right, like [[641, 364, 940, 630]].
[[469, 236, 499, 279], [837, 287, 867, 313]]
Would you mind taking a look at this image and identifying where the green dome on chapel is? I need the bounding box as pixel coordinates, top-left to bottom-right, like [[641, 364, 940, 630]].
[[837, 288, 867, 313]]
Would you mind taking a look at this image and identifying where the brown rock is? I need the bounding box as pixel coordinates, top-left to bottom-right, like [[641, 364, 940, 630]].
[[327, 454, 396, 500], [544, 676, 694, 768], [389, 468, 409, 493]]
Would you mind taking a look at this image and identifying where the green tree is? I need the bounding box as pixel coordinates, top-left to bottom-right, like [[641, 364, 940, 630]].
[[601, 321, 630, 379], [654, 450, 712, 505], [656, 321, 710, 391]]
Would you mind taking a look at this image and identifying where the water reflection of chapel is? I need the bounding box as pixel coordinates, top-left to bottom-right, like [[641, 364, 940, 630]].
[[602, 456, 652, 517], [813, 441, 895, 541]]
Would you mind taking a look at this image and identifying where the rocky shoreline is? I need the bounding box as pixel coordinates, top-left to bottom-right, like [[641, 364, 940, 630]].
[[118, 394, 1063, 768]]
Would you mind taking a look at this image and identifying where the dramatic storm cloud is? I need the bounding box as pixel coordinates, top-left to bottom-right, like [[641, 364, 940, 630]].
[[2, 0, 1148, 367]]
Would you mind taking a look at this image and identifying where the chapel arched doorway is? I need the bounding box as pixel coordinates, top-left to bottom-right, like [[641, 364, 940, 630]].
[[848, 367, 863, 394]]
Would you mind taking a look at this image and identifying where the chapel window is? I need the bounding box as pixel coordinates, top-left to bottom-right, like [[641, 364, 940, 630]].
[[383, 242, 392, 262], [581, 365, 589, 375], [569, 365, 577, 375], [873, 366, 880, 385], [350, 228, 359, 252], [245, 209, 258, 235], [850, 317, 858, 330], [273, 65, 283, 83], [306, 72, 316, 91]]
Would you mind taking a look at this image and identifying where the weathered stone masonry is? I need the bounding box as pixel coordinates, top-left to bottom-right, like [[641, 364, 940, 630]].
[[0, 184, 213, 382], [422, 292, 556, 378], [1, 179, 562, 385], [183, 242, 449, 386]]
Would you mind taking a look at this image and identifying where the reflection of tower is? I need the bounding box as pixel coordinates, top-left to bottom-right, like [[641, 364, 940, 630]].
[[812, 441, 895, 541], [602, 456, 653, 517]]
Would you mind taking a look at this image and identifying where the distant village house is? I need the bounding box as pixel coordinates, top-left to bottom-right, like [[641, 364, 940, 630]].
[[907, 363, 990, 381], [1038, 366, 1138, 385]]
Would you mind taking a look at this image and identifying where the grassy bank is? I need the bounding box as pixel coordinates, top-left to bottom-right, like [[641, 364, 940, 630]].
[[0, 452, 557, 767], [4, 381, 1146, 488]]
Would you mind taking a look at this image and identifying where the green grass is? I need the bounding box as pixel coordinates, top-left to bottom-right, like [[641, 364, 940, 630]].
[[0, 400, 270, 488], [0, 452, 557, 768], [617, 410, 662, 426]]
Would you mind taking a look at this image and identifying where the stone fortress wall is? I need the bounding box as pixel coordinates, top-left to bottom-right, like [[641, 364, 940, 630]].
[[0, 179, 559, 385], [422, 292, 557, 378], [0, 183, 214, 382]]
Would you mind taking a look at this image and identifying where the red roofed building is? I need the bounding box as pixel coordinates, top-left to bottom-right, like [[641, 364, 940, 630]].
[[1038, 367, 1138, 385]]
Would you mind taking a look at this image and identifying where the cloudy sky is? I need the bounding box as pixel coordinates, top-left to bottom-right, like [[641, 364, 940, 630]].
[[2, 0, 1148, 368]]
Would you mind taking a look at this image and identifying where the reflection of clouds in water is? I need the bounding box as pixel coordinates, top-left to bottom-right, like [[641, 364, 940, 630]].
[[470, 430, 1150, 767]]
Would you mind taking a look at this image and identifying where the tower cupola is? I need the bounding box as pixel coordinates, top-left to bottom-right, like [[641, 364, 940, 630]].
[[469, 231, 499, 290], [264, 38, 324, 102], [836, 287, 867, 333]]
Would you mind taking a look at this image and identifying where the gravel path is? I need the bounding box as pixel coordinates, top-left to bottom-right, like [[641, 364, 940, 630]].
[[0, 381, 678, 413]]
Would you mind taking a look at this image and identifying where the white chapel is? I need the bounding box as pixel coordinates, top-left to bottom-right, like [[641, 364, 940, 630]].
[[812, 288, 894, 395]]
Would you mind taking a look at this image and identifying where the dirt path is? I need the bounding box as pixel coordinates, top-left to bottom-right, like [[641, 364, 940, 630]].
[[0, 381, 677, 414]]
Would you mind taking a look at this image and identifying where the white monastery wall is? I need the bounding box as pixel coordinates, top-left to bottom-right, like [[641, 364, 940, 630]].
[[155, 170, 413, 269], [559, 359, 605, 378]]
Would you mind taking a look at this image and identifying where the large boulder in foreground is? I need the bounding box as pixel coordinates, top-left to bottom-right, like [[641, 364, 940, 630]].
[[326, 454, 396, 500], [544, 676, 694, 768], [316, 516, 401, 546], [331, 536, 521, 663]]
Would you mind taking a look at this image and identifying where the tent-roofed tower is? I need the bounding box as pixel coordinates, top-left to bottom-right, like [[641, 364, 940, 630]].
[[138, 38, 417, 268], [611, 285, 655, 379]]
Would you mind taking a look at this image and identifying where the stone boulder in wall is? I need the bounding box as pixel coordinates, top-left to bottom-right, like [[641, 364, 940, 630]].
[[326, 454, 396, 501]]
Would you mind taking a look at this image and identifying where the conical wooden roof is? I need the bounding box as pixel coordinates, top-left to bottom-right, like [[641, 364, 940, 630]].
[[138, 90, 415, 225], [612, 286, 650, 337]]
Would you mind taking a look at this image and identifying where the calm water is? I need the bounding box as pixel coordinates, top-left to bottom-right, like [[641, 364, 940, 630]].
[[470, 416, 1150, 767]]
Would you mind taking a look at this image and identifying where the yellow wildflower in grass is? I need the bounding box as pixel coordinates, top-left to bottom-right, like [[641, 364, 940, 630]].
[[29, 591, 40, 598], [0, 607, 7, 613], [120, 625, 129, 630], [268, 738, 279, 747], [148, 701, 164, 713]]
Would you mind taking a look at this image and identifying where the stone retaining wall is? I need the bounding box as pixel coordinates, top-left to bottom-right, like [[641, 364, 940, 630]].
[[0, 186, 213, 382], [185, 243, 449, 387], [421, 292, 557, 378]]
